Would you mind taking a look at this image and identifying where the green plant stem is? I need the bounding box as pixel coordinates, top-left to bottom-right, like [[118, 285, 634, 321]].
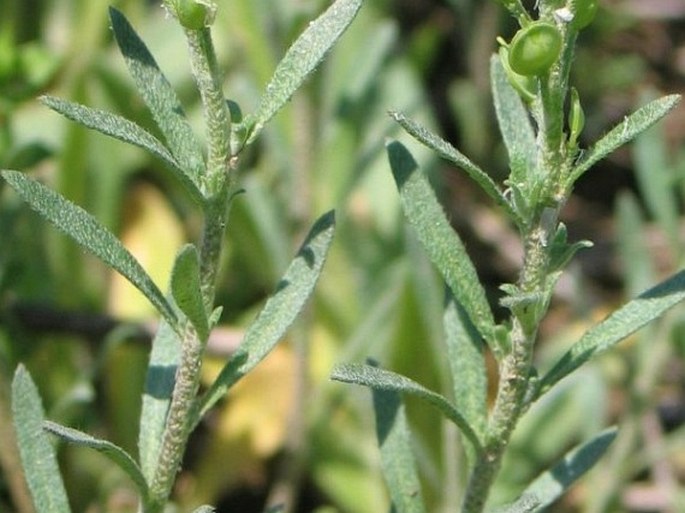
[[148, 322, 203, 511], [146, 24, 233, 512], [460, 318, 534, 513], [185, 27, 232, 196], [461, 209, 558, 513]]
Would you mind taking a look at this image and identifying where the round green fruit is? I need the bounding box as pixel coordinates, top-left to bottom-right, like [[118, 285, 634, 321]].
[[173, 0, 216, 30], [508, 22, 563, 76]]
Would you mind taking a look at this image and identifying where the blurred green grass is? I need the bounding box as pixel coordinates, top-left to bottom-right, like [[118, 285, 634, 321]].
[[1, 1, 684, 512]]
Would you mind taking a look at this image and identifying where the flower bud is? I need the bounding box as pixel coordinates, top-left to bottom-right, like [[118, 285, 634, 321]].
[[170, 0, 217, 30]]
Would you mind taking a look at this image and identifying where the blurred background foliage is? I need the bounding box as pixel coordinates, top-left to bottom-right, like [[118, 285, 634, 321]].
[[1, 0, 684, 512]]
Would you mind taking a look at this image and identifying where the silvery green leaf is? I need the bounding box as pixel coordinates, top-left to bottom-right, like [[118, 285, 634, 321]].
[[331, 363, 482, 453], [192, 507, 216, 513], [568, 95, 680, 185], [247, 0, 362, 143], [138, 320, 181, 481], [196, 211, 335, 419], [490, 56, 537, 191], [373, 387, 427, 513], [171, 244, 209, 342], [40, 95, 203, 203], [11, 365, 71, 513], [43, 421, 149, 501], [109, 7, 205, 186], [390, 111, 519, 223], [539, 268, 685, 396], [386, 140, 497, 351], [493, 428, 617, 512], [443, 294, 487, 461], [1, 170, 178, 327]]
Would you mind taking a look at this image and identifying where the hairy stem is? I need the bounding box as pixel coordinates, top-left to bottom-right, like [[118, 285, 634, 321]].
[[461, 209, 558, 513], [146, 24, 232, 511], [148, 323, 203, 511], [185, 27, 232, 196]]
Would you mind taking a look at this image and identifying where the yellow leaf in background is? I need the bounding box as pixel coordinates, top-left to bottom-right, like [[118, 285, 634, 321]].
[[213, 343, 295, 457], [108, 182, 184, 320], [187, 345, 296, 505]]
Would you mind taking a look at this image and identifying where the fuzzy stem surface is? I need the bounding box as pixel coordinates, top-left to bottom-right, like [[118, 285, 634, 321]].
[[145, 24, 232, 512]]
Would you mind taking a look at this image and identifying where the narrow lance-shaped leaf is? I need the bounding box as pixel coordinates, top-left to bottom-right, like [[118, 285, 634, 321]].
[[43, 421, 149, 502], [538, 268, 685, 396], [195, 211, 336, 421], [40, 96, 204, 203], [11, 365, 72, 513], [568, 94, 680, 186], [171, 244, 209, 342], [247, 0, 362, 143], [386, 140, 497, 350], [373, 387, 427, 513], [109, 7, 205, 185], [331, 363, 483, 453], [41, 96, 177, 168], [139, 320, 181, 481], [1, 170, 178, 327], [495, 428, 617, 513], [389, 111, 519, 223], [490, 56, 537, 188], [443, 294, 487, 455]]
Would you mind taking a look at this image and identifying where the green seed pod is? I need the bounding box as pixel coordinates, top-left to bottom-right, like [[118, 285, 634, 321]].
[[570, 0, 598, 30], [171, 0, 217, 30], [498, 45, 537, 103], [508, 22, 563, 76]]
